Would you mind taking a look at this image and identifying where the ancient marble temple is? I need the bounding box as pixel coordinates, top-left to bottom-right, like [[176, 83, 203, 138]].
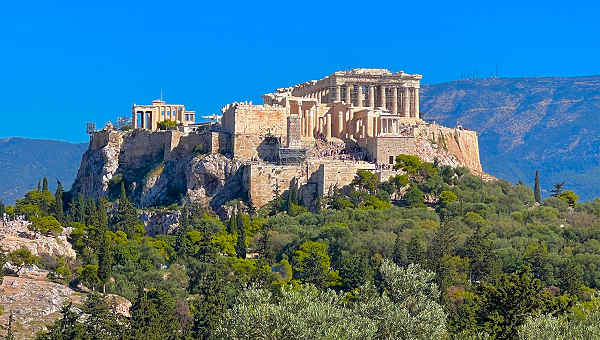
[[260, 68, 422, 141]]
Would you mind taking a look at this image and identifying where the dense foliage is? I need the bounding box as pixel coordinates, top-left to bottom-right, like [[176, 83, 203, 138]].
[[3, 156, 600, 339]]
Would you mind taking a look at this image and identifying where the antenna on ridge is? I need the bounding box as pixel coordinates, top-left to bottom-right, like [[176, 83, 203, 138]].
[[160, 88, 163, 101]]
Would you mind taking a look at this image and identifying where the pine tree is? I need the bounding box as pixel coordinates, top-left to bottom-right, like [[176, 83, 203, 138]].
[[235, 212, 246, 259], [54, 181, 64, 223], [42, 177, 49, 192], [534, 171, 542, 203], [551, 182, 565, 197]]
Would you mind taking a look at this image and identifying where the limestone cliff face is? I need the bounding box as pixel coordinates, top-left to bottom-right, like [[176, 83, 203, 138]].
[[414, 124, 483, 173], [71, 128, 244, 211]]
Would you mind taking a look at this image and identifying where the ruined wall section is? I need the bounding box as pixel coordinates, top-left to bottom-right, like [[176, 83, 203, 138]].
[[222, 104, 290, 160], [243, 160, 374, 208]]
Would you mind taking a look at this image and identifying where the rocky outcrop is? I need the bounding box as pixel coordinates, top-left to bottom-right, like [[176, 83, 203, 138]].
[[71, 128, 246, 212], [0, 221, 76, 259], [186, 153, 245, 210], [139, 209, 181, 236], [0, 276, 83, 338], [0, 276, 131, 339]]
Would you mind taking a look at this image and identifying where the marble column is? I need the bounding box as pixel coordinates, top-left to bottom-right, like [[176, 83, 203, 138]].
[[308, 110, 313, 138], [392, 87, 398, 115], [380, 86, 386, 109], [403, 87, 410, 117], [326, 113, 332, 139], [337, 111, 344, 136], [336, 85, 341, 102], [357, 85, 363, 107], [345, 85, 352, 105], [414, 88, 420, 118], [369, 85, 375, 108]]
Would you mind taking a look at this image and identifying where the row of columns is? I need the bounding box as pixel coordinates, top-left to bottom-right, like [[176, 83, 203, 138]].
[[334, 84, 419, 117], [305, 88, 329, 104]]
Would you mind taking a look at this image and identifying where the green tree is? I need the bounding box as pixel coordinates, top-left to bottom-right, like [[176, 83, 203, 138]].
[[352, 170, 378, 194], [405, 184, 425, 207], [157, 119, 177, 130], [461, 227, 497, 282], [54, 181, 64, 223], [558, 190, 578, 207], [550, 182, 565, 197], [406, 234, 426, 265], [130, 287, 179, 339], [35, 303, 86, 339], [97, 235, 113, 294], [79, 264, 101, 291], [235, 213, 246, 259], [534, 170, 542, 203], [6, 310, 15, 340], [7, 248, 38, 275], [471, 266, 566, 339], [115, 183, 143, 239], [29, 216, 63, 236], [339, 252, 371, 290], [293, 241, 333, 288], [392, 233, 406, 265]]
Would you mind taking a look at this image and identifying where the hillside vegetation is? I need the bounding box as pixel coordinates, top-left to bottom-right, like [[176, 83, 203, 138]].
[[421, 76, 600, 200], [0, 154, 599, 339]]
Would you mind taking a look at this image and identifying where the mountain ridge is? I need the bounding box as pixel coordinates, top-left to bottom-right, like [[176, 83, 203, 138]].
[[421, 75, 600, 199]]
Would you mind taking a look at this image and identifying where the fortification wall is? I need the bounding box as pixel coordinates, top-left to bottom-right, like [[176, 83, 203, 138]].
[[243, 160, 374, 208]]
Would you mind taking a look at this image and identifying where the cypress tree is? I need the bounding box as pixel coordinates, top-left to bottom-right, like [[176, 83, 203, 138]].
[[235, 212, 246, 259], [227, 211, 237, 234], [97, 198, 108, 227], [37, 179, 41, 192], [392, 233, 406, 265], [116, 183, 141, 239], [42, 177, 49, 192], [55, 181, 64, 223], [77, 194, 87, 223], [534, 170, 542, 203], [86, 198, 97, 226], [406, 234, 425, 265], [6, 310, 15, 340], [97, 235, 112, 294]]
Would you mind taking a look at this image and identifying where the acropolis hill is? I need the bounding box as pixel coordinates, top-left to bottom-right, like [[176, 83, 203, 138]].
[[72, 68, 485, 213]]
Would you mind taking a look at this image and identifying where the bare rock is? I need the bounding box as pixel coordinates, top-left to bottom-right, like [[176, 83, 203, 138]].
[[0, 221, 76, 259]]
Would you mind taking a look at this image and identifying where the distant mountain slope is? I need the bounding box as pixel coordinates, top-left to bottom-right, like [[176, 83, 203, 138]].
[[0, 137, 87, 203], [421, 76, 600, 200]]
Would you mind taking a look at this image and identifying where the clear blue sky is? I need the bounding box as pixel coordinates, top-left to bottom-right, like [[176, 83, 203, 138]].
[[1, 0, 599, 142]]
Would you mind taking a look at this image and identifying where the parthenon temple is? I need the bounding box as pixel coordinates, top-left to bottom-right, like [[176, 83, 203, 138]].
[[260, 68, 422, 140]]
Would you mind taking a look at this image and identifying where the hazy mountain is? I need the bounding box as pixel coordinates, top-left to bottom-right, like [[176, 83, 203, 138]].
[[421, 76, 600, 200], [0, 137, 87, 204]]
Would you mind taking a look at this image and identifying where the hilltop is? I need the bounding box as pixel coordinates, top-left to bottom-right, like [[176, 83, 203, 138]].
[[421, 75, 600, 199]]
